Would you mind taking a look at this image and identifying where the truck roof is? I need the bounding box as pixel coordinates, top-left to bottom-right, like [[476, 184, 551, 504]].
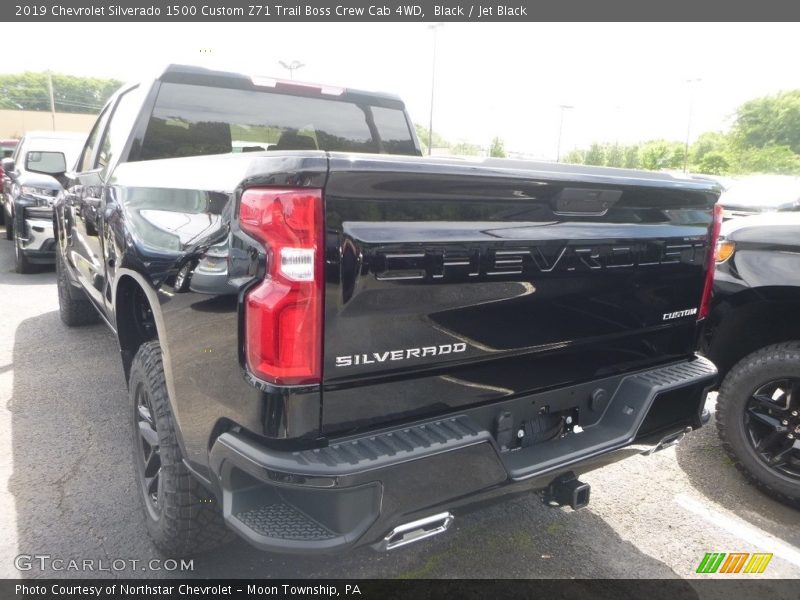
[[156, 63, 406, 110]]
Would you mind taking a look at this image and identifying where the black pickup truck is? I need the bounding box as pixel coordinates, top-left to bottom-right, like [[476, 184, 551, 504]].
[[702, 213, 800, 505], [53, 64, 720, 556]]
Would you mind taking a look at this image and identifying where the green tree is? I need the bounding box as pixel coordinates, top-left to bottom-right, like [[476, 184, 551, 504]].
[[623, 145, 640, 169], [0, 72, 122, 114], [638, 140, 685, 171], [734, 145, 800, 174], [688, 131, 735, 174], [584, 143, 606, 166], [694, 151, 731, 175], [414, 123, 449, 154], [561, 149, 585, 164], [732, 90, 800, 153], [450, 142, 481, 156], [605, 144, 624, 168], [562, 143, 639, 169], [690, 131, 729, 164], [489, 136, 506, 158]]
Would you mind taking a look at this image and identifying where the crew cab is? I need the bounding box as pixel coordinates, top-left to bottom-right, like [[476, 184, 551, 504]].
[[53, 64, 721, 556]]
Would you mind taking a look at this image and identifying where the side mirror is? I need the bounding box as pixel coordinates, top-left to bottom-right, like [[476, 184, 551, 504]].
[[25, 151, 66, 176], [1, 158, 15, 175]]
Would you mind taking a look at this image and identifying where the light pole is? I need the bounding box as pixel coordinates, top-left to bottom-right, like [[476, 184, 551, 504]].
[[684, 78, 702, 173], [556, 104, 574, 162], [13, 102, 25, 134], [278, 60, 305, 80], [47, 71, 56, 131], [427, 23, 444, 156]]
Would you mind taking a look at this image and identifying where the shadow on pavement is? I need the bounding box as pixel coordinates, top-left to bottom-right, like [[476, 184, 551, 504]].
[[674, 410, 800, 549], [6, 309, 691, 585]]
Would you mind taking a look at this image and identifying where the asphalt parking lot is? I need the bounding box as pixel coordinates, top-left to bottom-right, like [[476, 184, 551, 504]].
[[0, 227, 797, 587]]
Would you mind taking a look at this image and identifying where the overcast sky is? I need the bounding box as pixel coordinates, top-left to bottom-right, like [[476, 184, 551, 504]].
[[5, 22, 799, 158]]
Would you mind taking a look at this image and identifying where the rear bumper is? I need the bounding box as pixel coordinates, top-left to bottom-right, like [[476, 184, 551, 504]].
[[209, 355, 716, 554]]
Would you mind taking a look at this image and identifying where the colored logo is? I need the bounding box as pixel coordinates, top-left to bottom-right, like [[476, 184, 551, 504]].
[[696, 552, 773, 574]]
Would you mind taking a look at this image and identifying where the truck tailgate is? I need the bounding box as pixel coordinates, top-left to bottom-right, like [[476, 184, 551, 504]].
[[321, 155, 718, 435]]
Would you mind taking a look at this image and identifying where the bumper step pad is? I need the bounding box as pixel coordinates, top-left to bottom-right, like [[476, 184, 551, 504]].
[[213, 415, 491, 481], [235, 503, 335, 541], [295, 416, 483, 470]]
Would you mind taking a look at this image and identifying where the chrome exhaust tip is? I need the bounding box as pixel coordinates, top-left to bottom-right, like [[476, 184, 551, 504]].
[[377, 512, 454, 551], [646, 426, 692, 455]]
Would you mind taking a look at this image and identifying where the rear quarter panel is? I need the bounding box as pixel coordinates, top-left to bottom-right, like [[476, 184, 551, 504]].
[[102, 152, 328, 470]]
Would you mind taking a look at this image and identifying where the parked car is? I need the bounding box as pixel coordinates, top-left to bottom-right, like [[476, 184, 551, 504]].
[[0, 139, 17, 158], [717, 175, 800, 219], [0, 138, 19, 224], [2, 131, 85, 272], [701, 213, 800, 505], [54, 64, 720, 557]]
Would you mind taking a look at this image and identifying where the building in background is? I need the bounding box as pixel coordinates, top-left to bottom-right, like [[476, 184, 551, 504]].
[[0, 109, 97, 139]]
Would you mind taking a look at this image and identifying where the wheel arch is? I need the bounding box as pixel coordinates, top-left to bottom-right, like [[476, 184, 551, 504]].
[[114, 269, 168, 384], [704, 286, 800, 382], [113, 269, 200, 469]]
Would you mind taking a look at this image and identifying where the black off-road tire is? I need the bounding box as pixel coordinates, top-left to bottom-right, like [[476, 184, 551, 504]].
[[56, 251, 99, 326], [130, 341, 233, 556], [716, 342, 800, 507]]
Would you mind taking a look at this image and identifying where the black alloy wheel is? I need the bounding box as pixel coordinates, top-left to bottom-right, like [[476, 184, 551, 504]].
[[135, 381, 162, 515], [744, 379, 800, 480], [716, 342, 800, 506]]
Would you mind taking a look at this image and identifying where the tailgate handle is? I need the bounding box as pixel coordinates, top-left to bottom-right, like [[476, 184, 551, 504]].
[[553, 188, 622, 215]]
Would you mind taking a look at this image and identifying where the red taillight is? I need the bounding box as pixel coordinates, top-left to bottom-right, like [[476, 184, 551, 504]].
[[240, 188, 323, 385], [698, 203, 723, 320]]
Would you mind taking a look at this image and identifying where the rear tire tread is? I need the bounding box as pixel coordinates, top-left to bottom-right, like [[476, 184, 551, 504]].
[[131, 341, 233, 556], [716, 341, 800, 507]]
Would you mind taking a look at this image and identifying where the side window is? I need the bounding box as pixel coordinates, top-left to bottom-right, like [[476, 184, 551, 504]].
[[77, 106, 111, 173], [96, 86, 144, 176], [371, 107, 418, 155]]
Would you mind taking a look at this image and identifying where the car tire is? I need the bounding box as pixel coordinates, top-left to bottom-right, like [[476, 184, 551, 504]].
[[4, 211, 11, 240], [13, 235, 34, 274], [56, 250, 99, 326], [716, 342, 800, 507], [130, 341, 233, 556]]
